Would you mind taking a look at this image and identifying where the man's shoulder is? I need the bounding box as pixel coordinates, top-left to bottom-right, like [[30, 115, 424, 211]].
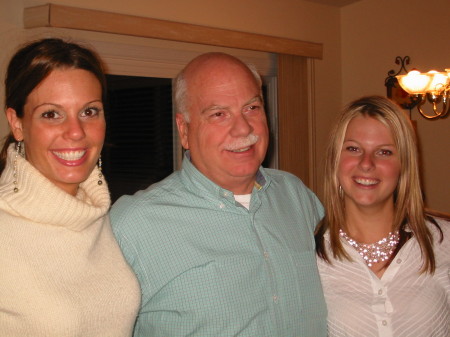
[[262, 167, 323, 215], [263, 167, 307, 189], [110, 172, 183, 225]]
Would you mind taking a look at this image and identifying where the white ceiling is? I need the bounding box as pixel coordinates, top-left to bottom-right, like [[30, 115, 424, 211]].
[[303, 0, 362, 7]]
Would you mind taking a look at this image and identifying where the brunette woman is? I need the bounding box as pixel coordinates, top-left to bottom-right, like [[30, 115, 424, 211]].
[[0, 38, 140, 337]]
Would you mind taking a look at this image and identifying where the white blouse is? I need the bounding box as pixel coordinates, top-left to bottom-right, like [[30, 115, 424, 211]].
[[317, 218, 450, 337]]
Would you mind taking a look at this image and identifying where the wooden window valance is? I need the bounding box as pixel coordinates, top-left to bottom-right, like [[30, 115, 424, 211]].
[[24, 4, 322, 59]]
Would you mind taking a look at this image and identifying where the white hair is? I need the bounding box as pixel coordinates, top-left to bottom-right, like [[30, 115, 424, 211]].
[[173, 56, 263, 123]]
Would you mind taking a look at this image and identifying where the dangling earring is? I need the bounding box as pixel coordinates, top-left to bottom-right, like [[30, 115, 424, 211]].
[[13, 141, 22, 193], [97, 156, 103, 185], [338, 185, 344, 199]]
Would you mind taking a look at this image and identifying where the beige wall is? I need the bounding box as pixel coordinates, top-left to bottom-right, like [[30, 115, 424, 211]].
[[1, 0, 447, 213], [342, 0, 450, 213], [0, 0, 341, 199]]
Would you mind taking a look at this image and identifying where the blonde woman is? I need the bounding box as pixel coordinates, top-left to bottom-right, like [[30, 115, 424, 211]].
[[315, 96, 449, 337]]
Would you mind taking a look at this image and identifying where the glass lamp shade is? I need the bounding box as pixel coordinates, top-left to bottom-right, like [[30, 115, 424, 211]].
[[396, 70, 431, 94], [426, 71, 449, 94]]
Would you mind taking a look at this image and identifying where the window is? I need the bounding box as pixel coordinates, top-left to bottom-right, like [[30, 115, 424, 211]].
[[103, 75, 173, 202]]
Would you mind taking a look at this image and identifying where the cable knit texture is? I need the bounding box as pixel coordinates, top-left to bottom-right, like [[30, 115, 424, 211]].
[[0, 144, 140, 337]]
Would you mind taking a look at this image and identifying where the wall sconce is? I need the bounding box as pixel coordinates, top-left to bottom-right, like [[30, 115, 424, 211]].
[[385, 56, 418, 113], [396, 69, 450, 119]]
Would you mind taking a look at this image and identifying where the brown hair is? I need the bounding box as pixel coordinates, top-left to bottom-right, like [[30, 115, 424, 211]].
[[315, 95, 441, 273], [1, 38, 106, 172]]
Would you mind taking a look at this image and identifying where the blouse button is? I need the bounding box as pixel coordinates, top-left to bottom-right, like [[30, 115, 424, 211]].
[[382, 320, 388, 326], [378, 289, 383, 295], [396, 258, 402, 264]]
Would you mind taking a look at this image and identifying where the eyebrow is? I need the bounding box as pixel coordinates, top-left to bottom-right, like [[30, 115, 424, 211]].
[[246, 95, 263, 105], [200, 95, 263, 115], [32, 99, 103, 113], [343, 139, 396, 147]]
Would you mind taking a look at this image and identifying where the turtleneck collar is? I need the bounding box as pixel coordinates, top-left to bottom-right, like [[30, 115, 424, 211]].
[[0, 144, 110, 231]]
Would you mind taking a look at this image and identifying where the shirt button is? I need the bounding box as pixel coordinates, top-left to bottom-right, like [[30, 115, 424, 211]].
[[263, 251, 269, 259], [273, 295, 278, 303], [223, 192, 229, 197], [396, 258, 402, 264], [378, 289, 383, 295], [382, 320, 388, 326], [219, 203, 225, 209]]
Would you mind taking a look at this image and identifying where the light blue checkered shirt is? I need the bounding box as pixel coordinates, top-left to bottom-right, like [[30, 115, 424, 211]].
[[111, 152, 327, 337]]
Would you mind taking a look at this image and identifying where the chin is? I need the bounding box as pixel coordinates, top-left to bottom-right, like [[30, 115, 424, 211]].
[[58, 171, 93, 185]]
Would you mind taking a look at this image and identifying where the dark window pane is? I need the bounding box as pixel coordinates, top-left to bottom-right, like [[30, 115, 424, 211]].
[[103, 75, 173, 202]]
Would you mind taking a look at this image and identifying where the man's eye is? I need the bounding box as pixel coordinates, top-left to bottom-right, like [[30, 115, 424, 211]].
[[245, 105, 261, 113], [209, 111, 225, 119]]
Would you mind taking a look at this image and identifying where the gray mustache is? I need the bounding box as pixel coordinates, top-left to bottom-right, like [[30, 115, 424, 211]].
[[224, 134, 259, 151]]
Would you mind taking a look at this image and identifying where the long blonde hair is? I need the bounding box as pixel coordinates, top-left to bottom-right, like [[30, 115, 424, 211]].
[[315, 95, 440, 273]]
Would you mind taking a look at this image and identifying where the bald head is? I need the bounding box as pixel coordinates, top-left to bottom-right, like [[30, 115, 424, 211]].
[[174, 53, 262, 122]]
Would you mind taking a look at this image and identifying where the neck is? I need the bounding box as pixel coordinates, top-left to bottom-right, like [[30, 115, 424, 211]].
[[344, 201, 395, 243], [216, 176, 257, 195]]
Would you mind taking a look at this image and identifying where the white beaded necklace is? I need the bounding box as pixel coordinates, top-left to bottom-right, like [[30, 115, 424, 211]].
[[339, 229, 400, 267]]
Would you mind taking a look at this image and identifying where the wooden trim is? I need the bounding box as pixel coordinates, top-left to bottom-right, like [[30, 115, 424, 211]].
[[277, 54, 310, 185], [23, 4, 323, 59], [306, 58, 317, 191], [425, 208, 450, 221]]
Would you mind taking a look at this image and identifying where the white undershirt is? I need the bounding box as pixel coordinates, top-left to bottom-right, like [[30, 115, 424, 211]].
[[234, 194, 251, 210], [317, 218, 450, 337]]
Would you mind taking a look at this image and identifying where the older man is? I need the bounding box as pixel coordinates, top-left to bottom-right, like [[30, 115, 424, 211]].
[[111, 52, 327, 336]]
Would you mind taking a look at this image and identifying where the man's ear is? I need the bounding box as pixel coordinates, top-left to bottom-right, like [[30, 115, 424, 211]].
[[175, 113, 189, 150], [6, 108, 24, 141]]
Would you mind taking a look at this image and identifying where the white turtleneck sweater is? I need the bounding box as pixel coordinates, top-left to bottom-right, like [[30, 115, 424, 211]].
[[0, 145, 140, 337]]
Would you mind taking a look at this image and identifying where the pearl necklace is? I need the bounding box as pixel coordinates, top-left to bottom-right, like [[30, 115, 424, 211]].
[[339, 229, 400, 267]]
